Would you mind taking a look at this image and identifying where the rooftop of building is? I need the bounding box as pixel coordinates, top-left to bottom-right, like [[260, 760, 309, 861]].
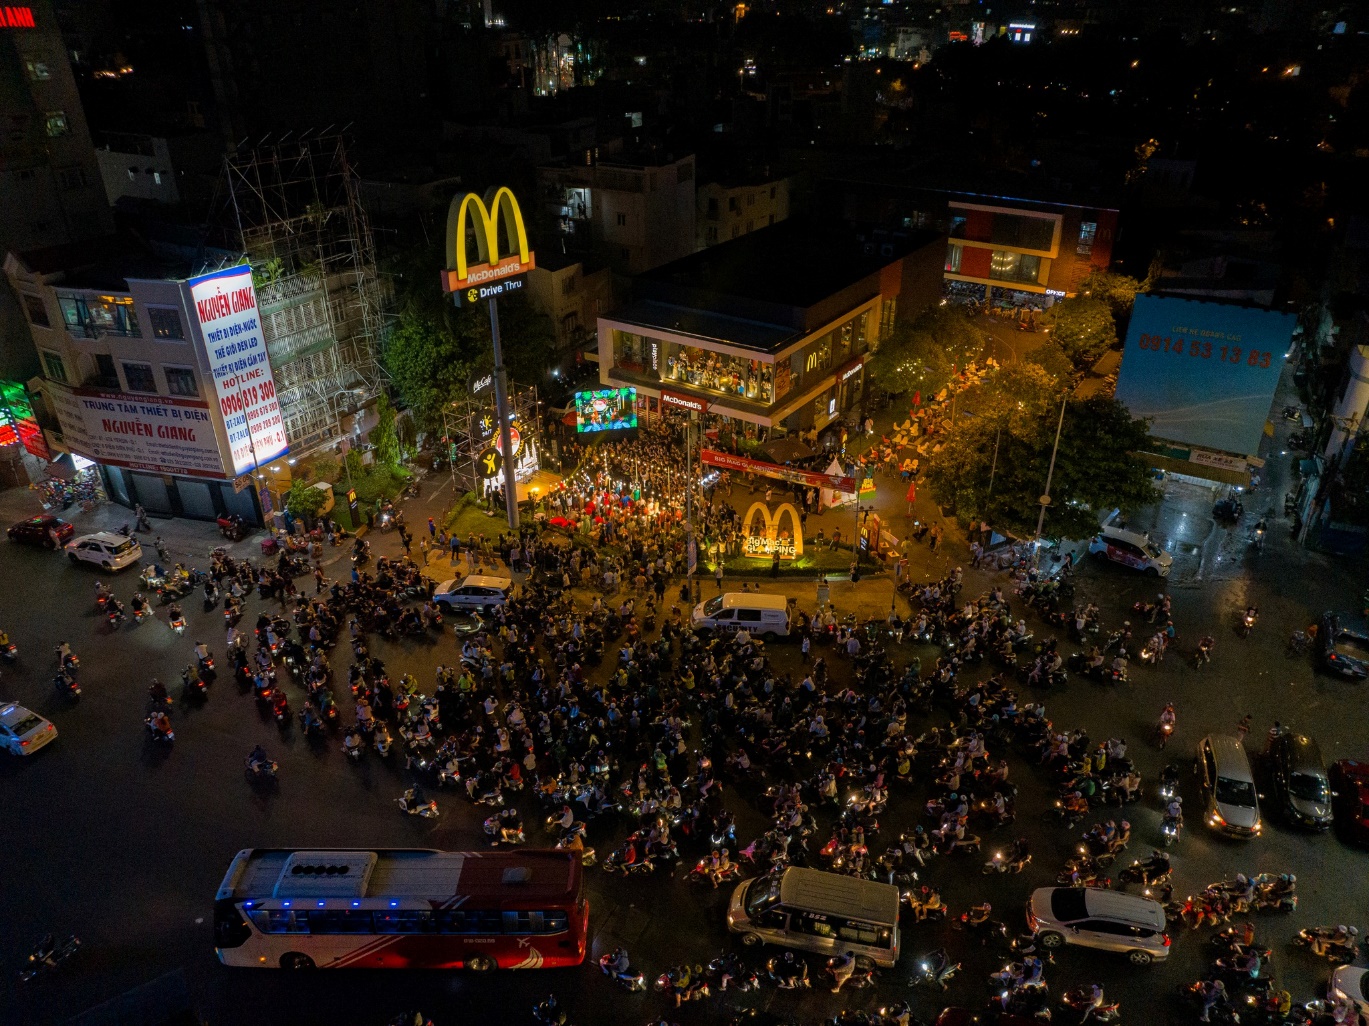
[[829, 157, 1122, 212], [9, 230, 240, 291], [602, 299, 802, 353], [637, 217, 941, 309]]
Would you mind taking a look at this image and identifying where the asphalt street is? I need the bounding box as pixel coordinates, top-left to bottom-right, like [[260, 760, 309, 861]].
[[2, 417, 1368, 1026]]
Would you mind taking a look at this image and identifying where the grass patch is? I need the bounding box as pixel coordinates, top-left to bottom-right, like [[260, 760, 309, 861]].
[[350, 465, 410, 507], [706, 547, 858, 576]]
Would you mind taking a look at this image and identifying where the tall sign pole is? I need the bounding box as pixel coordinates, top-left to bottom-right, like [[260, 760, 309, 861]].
[[442, 187, 536, 532]]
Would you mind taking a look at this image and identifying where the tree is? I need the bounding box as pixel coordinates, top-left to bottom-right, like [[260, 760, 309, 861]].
[[925, 394, 1160, 540], [1044, 297, 1116, 369], [383, 310, 476, 432], [867, 306, 989, 397], [343, 449, 364, 484], [1080, 270, 1147, 321], [284, 478, 328, 520], [371, 394, 400, 469]]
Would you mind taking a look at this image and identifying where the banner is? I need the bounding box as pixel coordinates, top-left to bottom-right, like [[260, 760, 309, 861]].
[[188, 264, 289, 475], [45, 382, 227, 478], [700, 448, 855, 493], [1115, 295, 1295, 457]]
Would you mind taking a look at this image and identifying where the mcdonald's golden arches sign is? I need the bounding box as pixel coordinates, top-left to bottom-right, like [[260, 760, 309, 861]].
[[442, 186, 536, 294]]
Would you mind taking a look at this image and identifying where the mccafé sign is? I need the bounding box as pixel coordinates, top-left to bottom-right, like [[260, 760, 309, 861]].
[[660, 389, 707, 414], [442, 187, 536, 294]]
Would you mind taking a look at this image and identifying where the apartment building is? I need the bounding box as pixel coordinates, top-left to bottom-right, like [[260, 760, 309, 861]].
[[696, 173, 792, 249]]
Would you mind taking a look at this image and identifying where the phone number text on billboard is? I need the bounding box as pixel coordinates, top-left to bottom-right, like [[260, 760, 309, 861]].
[[1134, 333, 1275, 369]]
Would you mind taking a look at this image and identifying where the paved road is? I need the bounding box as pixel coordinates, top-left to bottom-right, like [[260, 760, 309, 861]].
[[2, 427, 1367, 1026]]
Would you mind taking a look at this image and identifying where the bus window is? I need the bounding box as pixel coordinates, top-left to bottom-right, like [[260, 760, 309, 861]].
[[543, 911, 569, 933], [308, 910, 374, 934], [375, 910, 436, 934], [439, 909, 503, 934], [837, 921, 881, 947], [263, 910, 309, 934]]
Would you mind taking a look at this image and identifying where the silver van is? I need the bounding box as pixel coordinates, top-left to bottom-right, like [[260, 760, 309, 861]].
[[1027, 886, 1171, 965], [693, 592, 791, 640], [726, 867, 900, 967], [1197, 735, 1262, 837]]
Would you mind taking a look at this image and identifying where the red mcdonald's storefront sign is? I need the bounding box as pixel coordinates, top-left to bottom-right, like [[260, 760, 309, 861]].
[[660, 389, 708, 414]]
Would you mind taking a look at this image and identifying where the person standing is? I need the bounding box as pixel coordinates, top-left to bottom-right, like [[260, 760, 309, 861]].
[[771, 548, 781, 578], [715, 562, 725, 592]]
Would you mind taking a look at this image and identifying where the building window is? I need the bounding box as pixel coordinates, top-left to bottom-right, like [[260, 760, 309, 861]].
[[153, 171, 162, 185], [95, 354, 117, 385], [769, 186, 777, 200], [561, 272, 578, 296], [1077, 221, 1098, 257], [560, 312, 580, 335], [747, 193, 755, 206], [22, 294, 49, 327], [57, 166, 87, 190], [747, 220, 754, 232], [945, 244, 962, 273], [122, 362, 157, 394], [707, 197, 718, 219], [44, 111, 68, 137], [25, 61, 50, 81], [616, 213, 626, 227], [148, 307, 183, 340], [731, 226, 739, 239], [41, 350, 67, 383], [989, 213, 1054, 251], [164, 366, 198, 397], [728, 197, 739, 213], [988, 250, 1042, 285]]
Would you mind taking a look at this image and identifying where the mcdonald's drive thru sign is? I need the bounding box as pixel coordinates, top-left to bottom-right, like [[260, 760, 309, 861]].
[[442, 186, 536, 295]]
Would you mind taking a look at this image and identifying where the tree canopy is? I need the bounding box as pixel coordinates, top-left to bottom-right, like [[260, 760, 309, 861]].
[[867, 306, 990, 398], [1044, 297, 1117, 369], [1079, 269, 1147, 321], [926, 388, 1160, 541]]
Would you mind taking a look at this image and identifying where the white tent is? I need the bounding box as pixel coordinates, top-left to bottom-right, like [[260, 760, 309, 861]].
[[820, 456, 857, 510]]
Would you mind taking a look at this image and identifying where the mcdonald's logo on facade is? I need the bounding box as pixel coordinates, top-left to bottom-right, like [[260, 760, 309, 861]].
[[442, 186, 536, 294], [742, 501, 804, 560]]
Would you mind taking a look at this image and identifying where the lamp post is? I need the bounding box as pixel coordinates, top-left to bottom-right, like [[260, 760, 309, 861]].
[[1033, 397, 1068, 565]]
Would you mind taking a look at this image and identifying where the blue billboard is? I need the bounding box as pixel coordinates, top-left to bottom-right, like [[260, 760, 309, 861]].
[[1115, 295, 1296, 457]]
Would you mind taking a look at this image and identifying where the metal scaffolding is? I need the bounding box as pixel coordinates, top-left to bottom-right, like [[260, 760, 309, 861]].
[[222, 133, 386, 455]]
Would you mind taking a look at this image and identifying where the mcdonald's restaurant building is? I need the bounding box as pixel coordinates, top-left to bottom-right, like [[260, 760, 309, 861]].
[[595, 218, 945, 439]]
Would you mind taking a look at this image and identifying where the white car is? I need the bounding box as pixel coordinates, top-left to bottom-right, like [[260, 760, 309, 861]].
[[65, 531, 142, 572], [1, 702, 57, 755], [1331, 966, 1369, 1015], [432, 574, 512, 613], [1087, 523, 1172, 577]]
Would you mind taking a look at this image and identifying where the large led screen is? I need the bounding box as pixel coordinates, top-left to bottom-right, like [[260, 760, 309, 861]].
[[574, 388, 637, 433]]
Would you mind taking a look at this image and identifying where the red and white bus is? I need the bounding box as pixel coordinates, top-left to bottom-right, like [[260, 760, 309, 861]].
[[213, 848, 588, 971]]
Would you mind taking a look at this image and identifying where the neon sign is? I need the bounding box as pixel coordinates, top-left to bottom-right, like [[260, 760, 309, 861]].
[[0, 6, 35, 28]]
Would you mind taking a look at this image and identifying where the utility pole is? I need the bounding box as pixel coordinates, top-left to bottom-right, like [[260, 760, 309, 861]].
[[1033, 397, 1068, 565]]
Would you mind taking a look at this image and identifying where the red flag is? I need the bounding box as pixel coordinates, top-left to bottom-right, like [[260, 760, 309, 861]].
[[912, 390, 921, 408], [906, 480, 917, 503]]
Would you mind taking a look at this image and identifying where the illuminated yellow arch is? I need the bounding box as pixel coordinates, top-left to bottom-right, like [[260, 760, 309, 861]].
[[742, 501, 804, 559], [444, 186, 531, 285]]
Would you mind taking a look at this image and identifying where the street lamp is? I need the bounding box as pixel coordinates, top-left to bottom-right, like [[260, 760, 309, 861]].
[[1033, 396, 1068, 565]]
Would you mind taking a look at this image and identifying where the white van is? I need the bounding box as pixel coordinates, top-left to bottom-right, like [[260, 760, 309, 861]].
[[692, 592, 791, 639], [726, 867, 901, 967]]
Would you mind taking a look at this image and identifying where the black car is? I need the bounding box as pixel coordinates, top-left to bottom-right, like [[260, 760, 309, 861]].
[[1268, 732, 1333, 830], [6, 514, 74, 549], [1317, 612, 1369, 680]]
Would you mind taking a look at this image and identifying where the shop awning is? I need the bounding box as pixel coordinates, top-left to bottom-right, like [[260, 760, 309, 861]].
[[46, 453, 78, 481], [761, 437, 815, 464]]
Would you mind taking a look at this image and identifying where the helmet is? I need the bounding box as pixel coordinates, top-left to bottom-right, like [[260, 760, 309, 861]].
[[721, 849, 729, 857]]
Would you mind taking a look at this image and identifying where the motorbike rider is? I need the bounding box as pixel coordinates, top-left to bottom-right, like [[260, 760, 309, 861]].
[[148, 709, 172, 737], [148, 678, 170, 706], [342, 728, 363, 757], [1196, 979, 1228, 1023], [827, 949, 857, 993], [770, 950, 807, 989], [1158, 703, 1176, 735], [247, 745, 272, 775], [1311, 925, 1358, 959], [602, 946, 632, 981], [130, 592, 148, 617], [400, 786, 428, 814], [1196, 636, 1214, 665], [709, 848, 733, 888], [1006, 837, 1031, 872], [194, 641, 211, 666], [1163, 796, 1183, 836]]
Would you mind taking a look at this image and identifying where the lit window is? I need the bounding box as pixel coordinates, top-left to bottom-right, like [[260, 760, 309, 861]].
[[1077, 221, 1098, 257], [23, 294, 49, 327], [148, 307, 183, 340], [26, 61, 50, 81], [44, 112, 68, 137], [153, 171, 162, 185]]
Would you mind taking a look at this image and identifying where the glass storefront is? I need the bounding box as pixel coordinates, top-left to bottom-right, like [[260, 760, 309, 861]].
[[663, 346, 773, 403]]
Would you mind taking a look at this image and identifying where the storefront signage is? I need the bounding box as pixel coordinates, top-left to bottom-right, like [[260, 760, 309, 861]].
[[442, 187, 536, 293], [45, 382, 227, 479], [477, 446, 503, 479], [660, 389, 707, 414], [0, 7, 35, 28], [700, 448, 855, 493], [1188, 448, 1247, 473], [455, 278, 525, 306], [187, 263, 289, 475], [839, 358, 865, 383], [468, 371, 494, 396], [0, 379, 48, 458]]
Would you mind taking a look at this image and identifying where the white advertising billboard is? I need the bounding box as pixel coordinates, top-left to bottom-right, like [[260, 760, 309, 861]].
[[46, 383, 228, 479], [187, 264, 288, 475]]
